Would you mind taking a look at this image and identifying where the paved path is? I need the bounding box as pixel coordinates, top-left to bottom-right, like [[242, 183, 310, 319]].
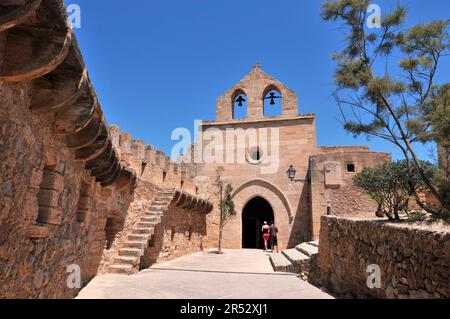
[[77, 249, 333, 299]]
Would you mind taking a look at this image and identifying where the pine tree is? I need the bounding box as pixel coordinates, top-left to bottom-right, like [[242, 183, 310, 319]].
[[321, 0, 450, 217]]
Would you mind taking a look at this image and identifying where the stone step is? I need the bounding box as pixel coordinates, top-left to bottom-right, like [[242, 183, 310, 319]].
[[157, 190, 174, 195], [147, 210, 167, 216], [281, 249, 310, 268], [145, 210, 161, 215], [269, 253, 296, 273], [128, 234, 151, 242], [141, 213, 163, 224], [152, 200, 169, 206], [108, 264, 133, 275], [133, 228, 154, 235], [307, 240, 319, 248], [155, 195, 173, 200], [113, 256, 140, 266], [296, 243, 319, 257], [149, 205, 166, 210], [118, 248, 142, 257], [137, 222, 156, 228], [123, 240, 148, 249], [141, 216, 158, 223]]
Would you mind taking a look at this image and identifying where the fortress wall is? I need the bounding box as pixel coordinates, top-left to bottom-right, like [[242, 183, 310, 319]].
[[0, 0, 209, 298], [96, 127, 209, 274], [0, 78, 135, 298]]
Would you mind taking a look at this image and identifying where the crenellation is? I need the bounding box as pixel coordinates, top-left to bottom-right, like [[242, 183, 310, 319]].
[[144, 145, 156, 165], [119, 132, 132, 154], [131, 139, 146, 160], [109, 125, 120, 150]]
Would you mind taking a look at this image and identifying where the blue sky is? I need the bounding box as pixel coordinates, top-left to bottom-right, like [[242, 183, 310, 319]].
[[65, 0, 450, 161]]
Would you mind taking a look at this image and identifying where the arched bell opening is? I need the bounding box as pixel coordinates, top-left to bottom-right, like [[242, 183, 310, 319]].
[[232, 89, 247, 120], [263, 86, 282, 117]]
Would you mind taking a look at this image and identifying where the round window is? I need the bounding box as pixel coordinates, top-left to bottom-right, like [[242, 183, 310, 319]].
[[247, 147, 264, 164]]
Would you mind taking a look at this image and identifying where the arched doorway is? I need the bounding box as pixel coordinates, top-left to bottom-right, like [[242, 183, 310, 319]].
[[242, 196, 274, 249]]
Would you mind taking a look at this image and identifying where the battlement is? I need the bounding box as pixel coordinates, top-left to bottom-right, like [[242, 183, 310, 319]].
[[109, 125, 197, 186]]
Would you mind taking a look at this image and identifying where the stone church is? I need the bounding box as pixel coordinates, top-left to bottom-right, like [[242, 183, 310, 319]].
[[198, 65, 390, 250], [0, 0, 388, 298]]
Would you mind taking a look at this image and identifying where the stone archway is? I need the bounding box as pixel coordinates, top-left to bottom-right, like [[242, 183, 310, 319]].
[[219, 179, 292, 249]]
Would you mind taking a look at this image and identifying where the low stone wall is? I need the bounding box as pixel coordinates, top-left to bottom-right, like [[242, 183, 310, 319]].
[[313, 216, 450, 299], [140, 205, 207, 268]]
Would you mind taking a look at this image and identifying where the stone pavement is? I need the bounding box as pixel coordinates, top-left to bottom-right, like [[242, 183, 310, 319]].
[[77, 249, 333, 299]]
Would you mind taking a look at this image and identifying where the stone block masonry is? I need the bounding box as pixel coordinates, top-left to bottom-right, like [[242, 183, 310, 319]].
[[0, 0, 212, 298], [0, 0, 398, 299], [95, 125, 212, 275], [199, 65, 390, 251], [313, 216, 450, 299], [0, 0, 138, 298]]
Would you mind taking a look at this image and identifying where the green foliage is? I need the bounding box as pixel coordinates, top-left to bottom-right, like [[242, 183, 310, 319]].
[[215, 166, 236, 226], [214, 166, 236, 253], [219, 183, 236, 222], [427, 84, 450, 147], [354, 160, 437, 220], [322, 0, 450, 216]]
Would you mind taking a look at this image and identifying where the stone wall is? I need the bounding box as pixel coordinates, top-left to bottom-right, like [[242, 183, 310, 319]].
[[0, 79, 135, 298], [309, 149, 391, 238], [96, 127, 210, 274], [313, 216, 450, 299], [0, 0, 210, 298], [200, 115, 317, 250], [140, 205, 207, 267]]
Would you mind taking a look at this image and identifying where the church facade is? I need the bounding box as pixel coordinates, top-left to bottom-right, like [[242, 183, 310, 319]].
[[198, 65, 390, 250]]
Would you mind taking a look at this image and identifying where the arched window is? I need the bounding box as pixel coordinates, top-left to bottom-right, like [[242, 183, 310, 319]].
[[232, 89, 247, 120], [263, 87, 282, 117]]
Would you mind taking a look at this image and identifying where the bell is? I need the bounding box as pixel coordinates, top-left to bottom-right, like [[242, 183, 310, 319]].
[[236, 96, 246, 107], [267, 92, 279, 105]]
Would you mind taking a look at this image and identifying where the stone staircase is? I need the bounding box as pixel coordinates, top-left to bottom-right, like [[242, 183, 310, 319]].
[[269, 240, 319, 280], [107, 188, 175, 275]]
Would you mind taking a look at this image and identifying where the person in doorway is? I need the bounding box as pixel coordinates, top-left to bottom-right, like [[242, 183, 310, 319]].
[[269, 221, 279, 253], [261, 221, 270, 252]]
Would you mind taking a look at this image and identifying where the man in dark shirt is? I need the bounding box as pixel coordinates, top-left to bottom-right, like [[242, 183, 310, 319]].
[[269, 221, 279, 253]]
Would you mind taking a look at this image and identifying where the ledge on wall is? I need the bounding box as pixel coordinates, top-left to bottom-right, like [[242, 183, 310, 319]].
[[0, 0, 136, 191], [172, 190, 213, 214]]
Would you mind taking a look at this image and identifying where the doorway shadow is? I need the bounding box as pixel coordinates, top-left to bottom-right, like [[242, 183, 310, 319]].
[[242, 196, 274, 249]]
